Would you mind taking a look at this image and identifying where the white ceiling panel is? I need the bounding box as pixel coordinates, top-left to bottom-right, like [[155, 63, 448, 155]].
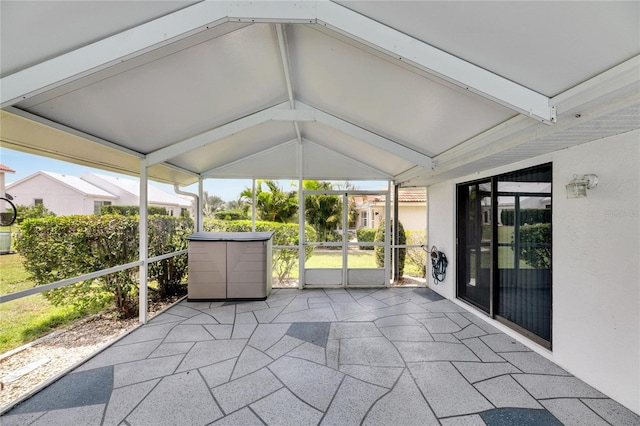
[[169, 120, 297, 174], [337, 1, 640, 97], [1, 1, 638, 188], [22, 24, 288, 152], [205, 140, 299, 179], [300, 122, 414, 177], [0, 0, 199, 78], [288, 24, 514, 156]]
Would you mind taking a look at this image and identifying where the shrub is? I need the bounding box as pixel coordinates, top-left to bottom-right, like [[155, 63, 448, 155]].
[[405, 230, 427, 277], [500, 208, 551, 226], [515, 223, 551, 269], [148, 216, 193, 298], [15, 214, 193, 318], [203, 218, 316, 281], [356, 228, 376, 250], [213, 210, 249, 220], [374, 219, 406, 277], [101, 205, 168, 216], [15, 204, 56, 224], [16, 215, 139, 318]]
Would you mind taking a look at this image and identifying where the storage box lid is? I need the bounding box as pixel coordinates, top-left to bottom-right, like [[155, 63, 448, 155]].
[[187, 231, 274, 242]]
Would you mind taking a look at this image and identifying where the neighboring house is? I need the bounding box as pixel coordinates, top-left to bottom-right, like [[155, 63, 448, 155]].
[[7, 171, 117, 216], [354, 187, 426, 231], [81, 173, 194, 217], [6, 171, 194, 217]]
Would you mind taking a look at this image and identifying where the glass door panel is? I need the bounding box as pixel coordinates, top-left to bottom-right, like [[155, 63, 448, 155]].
[[303, 192, 343, 286], [457, 181, 492, 313]]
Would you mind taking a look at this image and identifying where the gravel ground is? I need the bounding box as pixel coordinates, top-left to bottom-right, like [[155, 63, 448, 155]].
[[0, 298, 180, 411]]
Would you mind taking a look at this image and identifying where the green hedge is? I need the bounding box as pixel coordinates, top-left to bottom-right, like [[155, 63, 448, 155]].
[[15, 215, 193, 318], [101, 205, 168, 216], [500, 208, 551, 226], [374, 219, 406, 277], [516, 223, 551, 269], [356, 228, 376, 250], [213, 210, 249, 221]]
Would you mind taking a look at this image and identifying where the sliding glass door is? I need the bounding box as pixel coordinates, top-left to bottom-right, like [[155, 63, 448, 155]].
[[457, 164, 552, 347]]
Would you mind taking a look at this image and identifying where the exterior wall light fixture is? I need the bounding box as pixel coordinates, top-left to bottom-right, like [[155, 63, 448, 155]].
[[566, 174, 598, 198]]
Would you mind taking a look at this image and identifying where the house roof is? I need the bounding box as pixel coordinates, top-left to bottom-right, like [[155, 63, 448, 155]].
[[83, 173, 192, 207], [7, 171, 117, 198], [0, 164, 16, 174], [0, 1, 638, 188]]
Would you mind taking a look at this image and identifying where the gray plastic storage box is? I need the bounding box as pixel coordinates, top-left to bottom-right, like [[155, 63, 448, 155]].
[[187, 231, 274, 301]]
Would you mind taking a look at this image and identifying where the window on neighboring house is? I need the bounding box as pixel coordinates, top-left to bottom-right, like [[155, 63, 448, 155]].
[[361, 210, 368, 227], [94, 201, 111, 215], [34, 198, 43, 206]]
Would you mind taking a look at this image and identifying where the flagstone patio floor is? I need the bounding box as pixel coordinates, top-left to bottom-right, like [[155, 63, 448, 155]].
[[1, 287, 638, 425]]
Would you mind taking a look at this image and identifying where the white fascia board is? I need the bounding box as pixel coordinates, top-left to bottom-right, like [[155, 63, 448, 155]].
[[3, 106, 144, 159], [296, 102, 433, 169], [316, 1, 555, 124], [1, 1, 230, 107], [145, 101, 292, 166]]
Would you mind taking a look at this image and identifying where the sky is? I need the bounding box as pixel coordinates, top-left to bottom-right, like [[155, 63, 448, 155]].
[[0, 147, 386, 203]]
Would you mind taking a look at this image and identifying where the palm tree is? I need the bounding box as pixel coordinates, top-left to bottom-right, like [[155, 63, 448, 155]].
[[202, 191, 225, 217], [303, 180, 342, 241], [240, 180, 298, 223]]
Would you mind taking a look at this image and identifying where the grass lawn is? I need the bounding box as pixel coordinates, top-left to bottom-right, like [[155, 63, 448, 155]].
[[0, 254, 101, 354], [277, 249, 423, 279]]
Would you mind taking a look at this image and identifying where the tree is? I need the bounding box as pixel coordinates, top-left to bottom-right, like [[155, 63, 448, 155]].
[[15, 204, 55, 224], [240, 180, 298, 223], [303, 180, 342, 242], [202, 191, 225, 217], [374, 219, 406, 278]]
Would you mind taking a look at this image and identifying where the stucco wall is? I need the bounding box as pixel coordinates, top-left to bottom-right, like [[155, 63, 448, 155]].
[[8, 175, 100, 216], [427, 129, 640, 413]]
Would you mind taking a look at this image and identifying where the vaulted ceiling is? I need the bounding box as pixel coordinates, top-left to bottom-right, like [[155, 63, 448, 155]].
[[1, 1, 639, 187]]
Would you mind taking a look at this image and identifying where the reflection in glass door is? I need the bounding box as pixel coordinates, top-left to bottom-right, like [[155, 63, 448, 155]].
[[457, 181, 492, 313], [457, 164, 552, 348]]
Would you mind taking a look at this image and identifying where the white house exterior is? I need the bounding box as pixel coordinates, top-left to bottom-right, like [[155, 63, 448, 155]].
[[81, 173, 195, 217], [6, 171, 117, 216], [7, 171, 194, 217], [427, 130, 639, 414]]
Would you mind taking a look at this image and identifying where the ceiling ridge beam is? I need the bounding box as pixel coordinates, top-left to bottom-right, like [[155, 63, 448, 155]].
[[315, 1, 555, 124], [145, 101, 292, 166], [276, 24, 303, 144], [295, 102, 433, 169]]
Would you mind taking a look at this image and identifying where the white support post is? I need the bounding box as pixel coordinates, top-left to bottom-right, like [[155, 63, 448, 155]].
[[139, 161, 149, 324], [298, 142, 305, 289], [393, 183, 400, 282], [251, 179, 257, 233], [342, 193, 348, 288], [198, 178, 204, 232], [384, 181, 391, 287]]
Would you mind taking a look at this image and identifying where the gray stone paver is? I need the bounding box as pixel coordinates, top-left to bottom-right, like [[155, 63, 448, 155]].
[[363, 370, 438, 425], [540, 399, 609, 426], [409, 361, 494, 418], [127, 371, 222, 425], [103, 379, 160, 425], [251, 388, 323, 426], [2, 287, 638, 426], [212, 368, 283, 414], [320, 376, 388, 426], [474, 375, 542, 408], [269, 356, 344, 411]]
